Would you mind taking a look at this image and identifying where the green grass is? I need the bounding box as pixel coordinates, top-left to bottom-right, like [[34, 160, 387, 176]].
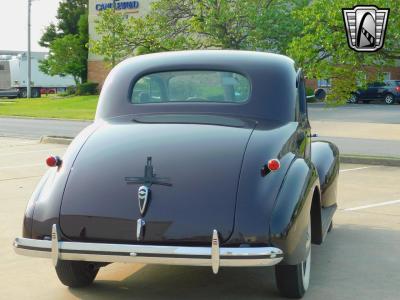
[[0, 95, 99, 120]]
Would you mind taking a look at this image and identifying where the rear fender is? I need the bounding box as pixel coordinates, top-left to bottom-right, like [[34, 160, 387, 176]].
[[24, 123, 102, 239], [311, 141, 340, 207], [270, 158, 319, 265]]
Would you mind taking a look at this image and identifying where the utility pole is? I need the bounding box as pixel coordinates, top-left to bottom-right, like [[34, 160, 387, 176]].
[[27, 0, 32, 98], [112, 0, 116, 67]]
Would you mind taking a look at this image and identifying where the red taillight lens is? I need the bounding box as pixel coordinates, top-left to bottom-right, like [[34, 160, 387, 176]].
[[268, 159, 281, 171], [46, 156, 61, 167], [395, 86, 400, 92]]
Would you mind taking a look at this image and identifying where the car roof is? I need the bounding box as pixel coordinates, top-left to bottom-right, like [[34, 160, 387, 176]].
[[96, 50, 298, 122]]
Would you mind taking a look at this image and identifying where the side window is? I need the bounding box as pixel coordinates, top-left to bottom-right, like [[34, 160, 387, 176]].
[[298, 78, 307, 118], [132, 76, 163, 103]]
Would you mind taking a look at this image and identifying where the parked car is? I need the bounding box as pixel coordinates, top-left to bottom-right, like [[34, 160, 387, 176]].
[[13, 51, 339, 298], [349, 80, 400, 104]]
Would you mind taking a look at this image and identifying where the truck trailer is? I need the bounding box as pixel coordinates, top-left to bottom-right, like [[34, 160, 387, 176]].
[[0, 52, 75, 98]]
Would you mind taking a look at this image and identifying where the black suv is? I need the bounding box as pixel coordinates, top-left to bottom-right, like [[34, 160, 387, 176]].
[[349, 80, 400, 104]]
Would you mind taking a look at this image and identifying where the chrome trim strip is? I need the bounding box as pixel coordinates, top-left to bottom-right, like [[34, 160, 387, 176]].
[[136, 218, 145, 241]]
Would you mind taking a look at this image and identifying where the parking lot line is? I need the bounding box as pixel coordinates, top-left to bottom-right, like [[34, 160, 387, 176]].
[[340, 166, 377, 173], [0, 175, 41, 182], [0, 148, 64, 157], [0, 163, 42, 170], [344, 199, 400, 211]]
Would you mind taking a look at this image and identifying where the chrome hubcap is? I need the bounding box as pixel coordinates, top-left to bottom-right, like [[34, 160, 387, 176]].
[[385, 96, 393, 104]]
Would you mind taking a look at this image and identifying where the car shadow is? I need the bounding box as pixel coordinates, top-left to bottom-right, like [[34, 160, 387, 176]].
[[68, 224, 400, 300]]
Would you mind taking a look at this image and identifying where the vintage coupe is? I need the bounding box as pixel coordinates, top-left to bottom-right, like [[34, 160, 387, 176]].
[[14, 51, 339, 298]]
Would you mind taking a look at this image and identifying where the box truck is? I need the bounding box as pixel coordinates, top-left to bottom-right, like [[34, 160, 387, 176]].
[[0, 52, 75, 98]]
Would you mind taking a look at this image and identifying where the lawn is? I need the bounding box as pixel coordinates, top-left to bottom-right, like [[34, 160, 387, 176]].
[[0, 95, 99, 120]]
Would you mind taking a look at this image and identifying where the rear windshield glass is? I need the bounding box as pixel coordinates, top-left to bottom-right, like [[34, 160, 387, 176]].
[[131, 70, 251, 104]]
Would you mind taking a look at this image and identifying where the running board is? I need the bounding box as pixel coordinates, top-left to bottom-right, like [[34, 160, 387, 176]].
[[321, 204, 337, 242]]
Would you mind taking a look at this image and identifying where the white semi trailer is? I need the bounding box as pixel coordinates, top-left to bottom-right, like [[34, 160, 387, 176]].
[[0, 52, 75, 98]]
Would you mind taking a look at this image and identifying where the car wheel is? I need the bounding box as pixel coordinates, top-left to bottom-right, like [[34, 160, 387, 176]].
[[348, 94, 358, 104], [275, 221, 311, 298], [55, 260, 99, 288], [19, 89, 27, 98], [384, 94, 394, 105]]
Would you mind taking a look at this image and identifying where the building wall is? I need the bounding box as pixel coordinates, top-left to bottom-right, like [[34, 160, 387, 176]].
[[88, 0, 153, 85], [306, 65, 400, 91]]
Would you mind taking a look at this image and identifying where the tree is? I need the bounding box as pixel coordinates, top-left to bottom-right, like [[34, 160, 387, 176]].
[[91, 0, 308, 66], [39, 35, 87, 85], [39, 0, 88, 47], [39, 0, 88, 83], [288, 0, 400, 105]]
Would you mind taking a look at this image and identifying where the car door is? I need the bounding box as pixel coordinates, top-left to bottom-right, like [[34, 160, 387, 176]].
[[357, 84, 370, 100], [375, 82, 388, 99], [366, 82, 383, 100]]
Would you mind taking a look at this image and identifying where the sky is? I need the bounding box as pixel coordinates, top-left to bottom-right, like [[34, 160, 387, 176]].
[[0, 0, 61, 52]]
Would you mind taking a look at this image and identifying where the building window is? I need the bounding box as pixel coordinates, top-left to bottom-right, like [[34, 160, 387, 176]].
[[382, 72, 391, 81], [317, 79, 331, 87], [0, 65, 5, 71]]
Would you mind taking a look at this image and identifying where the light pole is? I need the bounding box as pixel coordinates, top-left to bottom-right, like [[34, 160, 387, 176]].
[[27, 0, 32, 98], [112, 0, 116, 67]]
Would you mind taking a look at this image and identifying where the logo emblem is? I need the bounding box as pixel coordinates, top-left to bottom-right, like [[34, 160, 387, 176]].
[[138, 186, 149, 215], [125, 157, 172, 217], [342, 5, 389, 52]]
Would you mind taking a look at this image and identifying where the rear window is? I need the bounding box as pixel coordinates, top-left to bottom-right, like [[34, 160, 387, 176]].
[[131, 70, 251, 104]]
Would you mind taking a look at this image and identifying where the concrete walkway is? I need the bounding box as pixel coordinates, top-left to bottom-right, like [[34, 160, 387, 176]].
[[311, 121, 400, 157]]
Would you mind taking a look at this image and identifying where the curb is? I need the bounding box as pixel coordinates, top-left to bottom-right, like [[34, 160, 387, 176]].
[[40, 136, 73, 145], [40, 136, 400, 167], [340, 154, 400, 167], [0, 115, 93, 122]]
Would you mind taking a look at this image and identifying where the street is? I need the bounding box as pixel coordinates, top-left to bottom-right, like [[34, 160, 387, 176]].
[[308, 103, 400, 124], [1, 103, 399, 157], [1, 137, 399, 299]]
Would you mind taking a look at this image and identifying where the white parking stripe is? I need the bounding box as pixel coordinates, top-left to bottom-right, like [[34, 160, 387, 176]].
[[344, 199, 400, 211], [340, 166, 377, 173], [0, 148, 64, 157], [0, 163, 42, 170]]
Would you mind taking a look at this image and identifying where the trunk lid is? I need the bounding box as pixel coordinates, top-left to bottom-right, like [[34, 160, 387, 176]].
[[59, 115, 255, 244]]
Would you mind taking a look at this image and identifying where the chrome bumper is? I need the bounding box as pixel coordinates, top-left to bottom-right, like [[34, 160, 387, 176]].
[[13, 225, 283, 274]]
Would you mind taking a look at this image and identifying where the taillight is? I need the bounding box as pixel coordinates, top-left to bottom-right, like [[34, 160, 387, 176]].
[[268, 159, 281, 171], [46, 156, 62, 167], [261, 158, 281, 176], [395, 86, 400, 92]]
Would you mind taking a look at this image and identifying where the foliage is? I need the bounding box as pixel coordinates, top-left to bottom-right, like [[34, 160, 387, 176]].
[[39, 0, 88, 47], [0, 95, 98, 120], [39, 35, 87, 84], [76, 82, 99, 95], [39, 0, 88, 83], [288, 0, 400, 105], [91, 0, 308, 65]]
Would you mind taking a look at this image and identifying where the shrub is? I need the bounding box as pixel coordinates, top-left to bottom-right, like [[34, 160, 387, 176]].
[[76, 82, 99, 95], [306, 87, 315, 97], [66, 86, 77, 95]]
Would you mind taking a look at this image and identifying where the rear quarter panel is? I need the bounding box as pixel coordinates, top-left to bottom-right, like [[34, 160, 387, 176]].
[[311, 141, 340, 208]]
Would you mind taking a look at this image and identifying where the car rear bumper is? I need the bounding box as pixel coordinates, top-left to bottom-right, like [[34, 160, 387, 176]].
[[13, 225, 283, 274]]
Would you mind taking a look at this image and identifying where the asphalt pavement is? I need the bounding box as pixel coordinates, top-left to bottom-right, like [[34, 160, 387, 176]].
[[308, 102, 400, 124], [1, 137, 400, 299]]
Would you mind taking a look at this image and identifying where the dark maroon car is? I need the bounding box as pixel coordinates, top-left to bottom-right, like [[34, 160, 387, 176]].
[[14, 50, 339, 298]]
